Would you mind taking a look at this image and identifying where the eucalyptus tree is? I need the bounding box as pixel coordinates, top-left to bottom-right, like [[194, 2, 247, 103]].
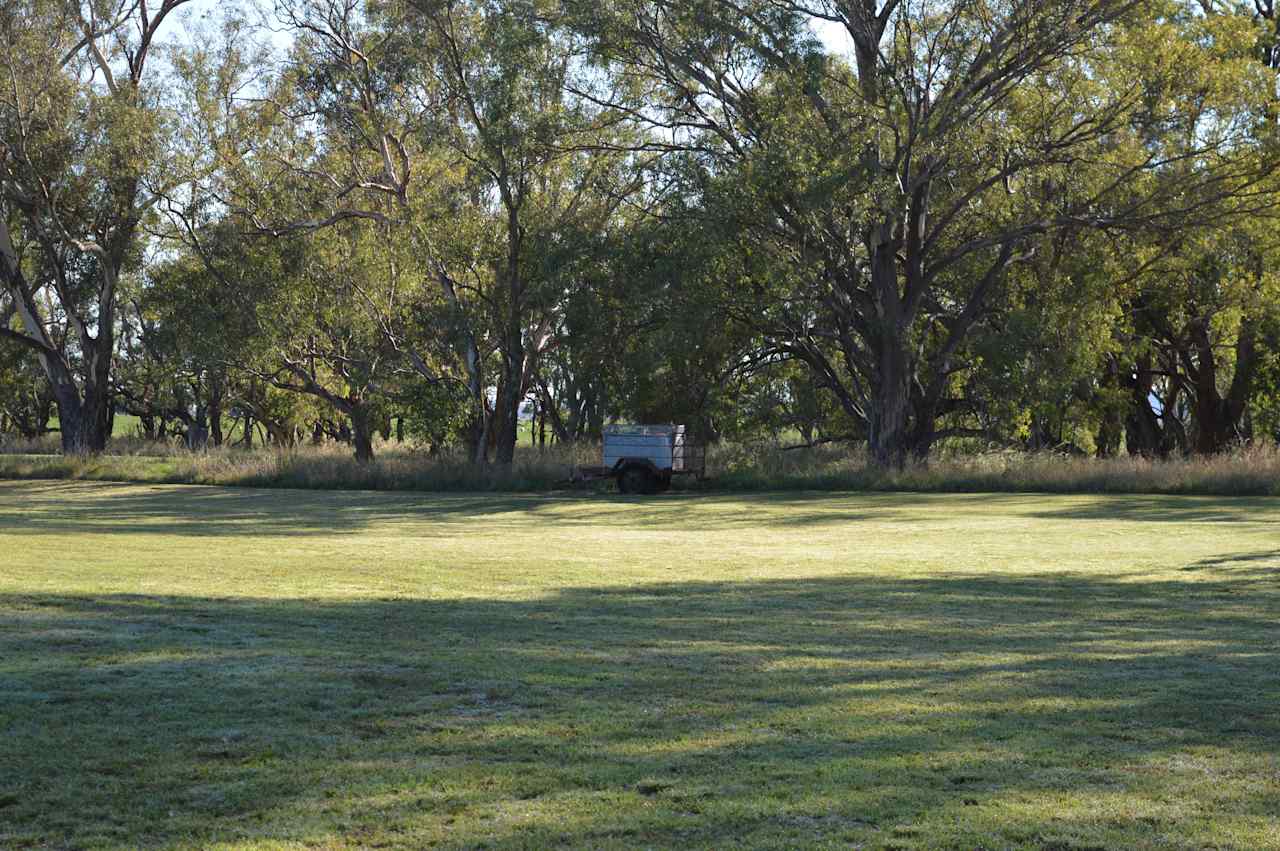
[[0, 337, 56, 439], [121, 240, 278, 447], [1102, 1, 1280, 456], [580, 0, 1277, 465], [1107, 223, 1280, 456], [112, 286, 210, 445], [201, 0, 648, 464], [164, 194, 403, 462], [155, 0, 441, 461], [0, 0, 194, 453], [354, 0, 648, 463], [249, 225, 400, 463]]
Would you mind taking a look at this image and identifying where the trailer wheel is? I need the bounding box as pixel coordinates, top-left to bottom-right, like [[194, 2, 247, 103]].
[[618, 464, 658, 495]]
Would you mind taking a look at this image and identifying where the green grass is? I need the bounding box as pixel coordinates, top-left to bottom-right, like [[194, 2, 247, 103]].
[[1, 481, 1277, 849]]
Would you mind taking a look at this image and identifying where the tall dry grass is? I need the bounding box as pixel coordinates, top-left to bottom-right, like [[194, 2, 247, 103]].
[[0, 438, 593, 492], [1, 434, 1278, 496], [0, 433, 199, 457], [711, 441, 1280, 496]]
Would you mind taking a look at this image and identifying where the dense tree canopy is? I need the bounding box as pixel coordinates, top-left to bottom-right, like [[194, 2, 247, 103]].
[[2, 0, 1279, 465]]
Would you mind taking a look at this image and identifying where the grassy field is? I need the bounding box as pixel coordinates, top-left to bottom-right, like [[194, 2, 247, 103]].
[[0, 482, 1277, 849]]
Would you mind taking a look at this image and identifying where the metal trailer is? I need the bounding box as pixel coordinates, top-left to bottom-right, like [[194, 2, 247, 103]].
[[572, 424, 706, 494]]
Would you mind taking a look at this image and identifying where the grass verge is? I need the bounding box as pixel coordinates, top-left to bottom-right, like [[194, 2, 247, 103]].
[[3, 439, 1280, 496]]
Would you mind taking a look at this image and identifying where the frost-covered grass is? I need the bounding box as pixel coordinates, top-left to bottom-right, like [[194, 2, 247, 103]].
[[1, 481, 1277, 849]]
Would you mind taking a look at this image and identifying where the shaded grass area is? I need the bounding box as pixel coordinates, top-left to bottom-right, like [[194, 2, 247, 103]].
[[0, 482, 1278, 849]]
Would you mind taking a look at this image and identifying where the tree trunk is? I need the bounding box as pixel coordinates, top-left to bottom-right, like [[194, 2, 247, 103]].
[[864, 218, 916, 469], [54, 381, 110, 455], [1122, 352, 1168, 457], [188, 403, 209, 450], [495, 339, 523, 466], [1094, 358, 1124, 457], [538, 380, 571, 444], [465, 408, 488, 465], [76, 367, 110, 455], [1190, 317, 1256, 454], [867, 319, 913, 469], [15, 329, 110, 455], [54, 389, 86, 455], [208, 380, 224, 448], [265, 419, 294, 447], [494, 195, 525, 468], [350, 405, 375, 464], [869, 380, 911, 467]]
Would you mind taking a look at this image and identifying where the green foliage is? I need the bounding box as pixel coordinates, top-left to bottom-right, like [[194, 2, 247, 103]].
[[3, 0, 1280, 464], [397, 377, 473, 445]]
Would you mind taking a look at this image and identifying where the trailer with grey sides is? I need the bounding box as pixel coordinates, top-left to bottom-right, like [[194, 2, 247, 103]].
[[571, 425, 705, 494]]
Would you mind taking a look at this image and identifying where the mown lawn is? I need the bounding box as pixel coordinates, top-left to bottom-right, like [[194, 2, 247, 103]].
[[0, 481, 1277, 850]]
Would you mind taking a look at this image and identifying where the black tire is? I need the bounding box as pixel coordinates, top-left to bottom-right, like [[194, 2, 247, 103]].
[[618, 465, 657, 495]]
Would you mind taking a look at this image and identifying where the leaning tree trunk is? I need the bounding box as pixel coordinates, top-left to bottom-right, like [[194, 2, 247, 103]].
[[4, 276, 112, 455]]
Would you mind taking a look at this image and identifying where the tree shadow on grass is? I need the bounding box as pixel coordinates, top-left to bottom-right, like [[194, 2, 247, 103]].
[[1026, 495, 1280, 524], [0, 480, 547, 537], [0, 482, 962, 537], [1181, 550, 1280, 578], [1, 570, 1277, 849], [13, 480, 1273, 541]]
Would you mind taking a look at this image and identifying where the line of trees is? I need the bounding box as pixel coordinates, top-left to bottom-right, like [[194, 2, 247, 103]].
[[3, 0, 1279, 467]]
